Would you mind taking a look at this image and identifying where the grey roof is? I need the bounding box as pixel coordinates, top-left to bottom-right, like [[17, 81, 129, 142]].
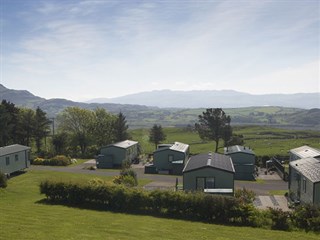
[[290, 157, 320, 183], [224, 145, 255, 155], [103, 140, 138, 149], [155, 142, 189, 153], [183, 152, 235, 173], [0, 144, 31, 157], [170, 142, 189, 153], [289, 146, 320, 159]]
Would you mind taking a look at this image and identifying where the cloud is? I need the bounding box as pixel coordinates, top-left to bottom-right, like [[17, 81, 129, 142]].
[[2, 0, 319, 101]]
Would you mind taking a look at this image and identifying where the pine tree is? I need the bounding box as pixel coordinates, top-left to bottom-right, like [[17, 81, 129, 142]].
[[149, 124, 166, 150], [113, 112, 129, 142], [34, 107, 51, 153]]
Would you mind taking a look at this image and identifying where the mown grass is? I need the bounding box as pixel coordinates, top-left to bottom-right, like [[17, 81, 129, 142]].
[[0, 171, 318, 240], [269, 190, 288, 195], [130, 126, 320, 157]]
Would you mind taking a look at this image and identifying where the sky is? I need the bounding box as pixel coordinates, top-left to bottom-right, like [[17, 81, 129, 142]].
[[0, 0, 319, 101]]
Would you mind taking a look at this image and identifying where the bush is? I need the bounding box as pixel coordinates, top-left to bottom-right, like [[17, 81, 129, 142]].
[[268, 208, 292, 231], [0, 171, 7, 188], [33, 155, 72, 166], [235, 188, 256, 204], [113, 175, 137, 187], [49, 155, 71, 166], [293, 204, 320, 232], [32, 157, 45, 165], [113, 168, 138, 187]]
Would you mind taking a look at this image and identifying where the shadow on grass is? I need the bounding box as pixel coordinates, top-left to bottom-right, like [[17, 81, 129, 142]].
[[7, 170, 27, 179]]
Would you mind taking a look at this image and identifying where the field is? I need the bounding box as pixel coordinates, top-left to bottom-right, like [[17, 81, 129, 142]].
[[130, 126, 320, 157], [126, 106, 320, 129], [0, 170, 319, 240]]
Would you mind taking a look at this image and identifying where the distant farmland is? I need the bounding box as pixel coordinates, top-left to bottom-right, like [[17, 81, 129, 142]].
[[130, 125, 320, 157]]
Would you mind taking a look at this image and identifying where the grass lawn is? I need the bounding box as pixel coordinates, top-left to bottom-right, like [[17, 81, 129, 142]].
[[0, 171, 318, 240], [269, 190, 288, 195]]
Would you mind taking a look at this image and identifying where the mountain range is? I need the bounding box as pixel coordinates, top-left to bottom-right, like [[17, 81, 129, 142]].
[[1, 84, 319, 129], [87, 89, 320, 109]]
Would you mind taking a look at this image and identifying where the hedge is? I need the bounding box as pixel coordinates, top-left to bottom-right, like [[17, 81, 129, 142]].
[[40, 180, 252, 225], [39, 179, 320, 232]]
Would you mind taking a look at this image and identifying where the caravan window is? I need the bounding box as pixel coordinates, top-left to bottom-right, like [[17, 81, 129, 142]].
[[6, 157, 10, 165], [15, 154, 19, 161], [302, 178, 307, 193], [206, 178, 215, 189]]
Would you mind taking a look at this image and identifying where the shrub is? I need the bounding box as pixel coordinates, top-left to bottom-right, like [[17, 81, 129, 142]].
[[49, 155, 71, 166], [0, 171, 7, 188], [235, 188, 256, 204], [88, 178, 105, 186], [113, 168, 138, 187], [120, 168, 138, 185], [113, 175, 136, 187], [293, 204, 320, 232], [268, 208, 292, 231], [32, 157, 45, 165]]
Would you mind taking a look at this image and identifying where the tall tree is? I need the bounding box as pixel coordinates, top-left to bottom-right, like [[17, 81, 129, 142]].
[[113, 112, 129, 142], [57, 107, 94, 156], [149, 124, 166, 150], [34, 107, 51, 153], [16, 108, 35, 146], [195, 108, 231, 152], [0, 105, 11, 146], [52, 132, 68, 155], [92, 108, 117, 147], [0, 100, 19, 145]]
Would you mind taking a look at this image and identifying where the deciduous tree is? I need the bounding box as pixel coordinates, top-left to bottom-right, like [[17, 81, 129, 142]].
[[92, 108, 116, 147], [57, 107, 94, 156], [195, 108, 233, 152]]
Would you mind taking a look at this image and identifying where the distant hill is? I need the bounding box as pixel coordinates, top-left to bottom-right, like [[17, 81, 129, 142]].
[[0, 84, 154, 117], [87, 89, 320, 109], [0, 84, 319, 129]]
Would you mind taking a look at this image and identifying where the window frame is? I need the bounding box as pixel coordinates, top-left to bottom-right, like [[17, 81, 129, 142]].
[[6, 156, 10, 166]]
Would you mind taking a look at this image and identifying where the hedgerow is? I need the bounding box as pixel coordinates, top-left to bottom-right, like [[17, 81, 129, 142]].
[[39, 179, 320, 232], [39, 180, 253, 225]]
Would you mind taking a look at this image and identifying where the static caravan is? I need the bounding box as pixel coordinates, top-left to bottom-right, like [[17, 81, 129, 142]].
[[0, 144, 31, 176], [152, 142, 189, 175], [97, 140, 139, 169], [183, 152, 235, 194], [289, 157, 320, 205], [224, 145, 256, 180]]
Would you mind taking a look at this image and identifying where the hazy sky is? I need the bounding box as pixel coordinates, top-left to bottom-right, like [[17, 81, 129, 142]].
[[1, 0, 319, 101]]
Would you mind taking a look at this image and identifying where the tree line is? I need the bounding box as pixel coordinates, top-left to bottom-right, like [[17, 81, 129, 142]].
[[1, 101, 241, 157], [0, 100, 129, 158]]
